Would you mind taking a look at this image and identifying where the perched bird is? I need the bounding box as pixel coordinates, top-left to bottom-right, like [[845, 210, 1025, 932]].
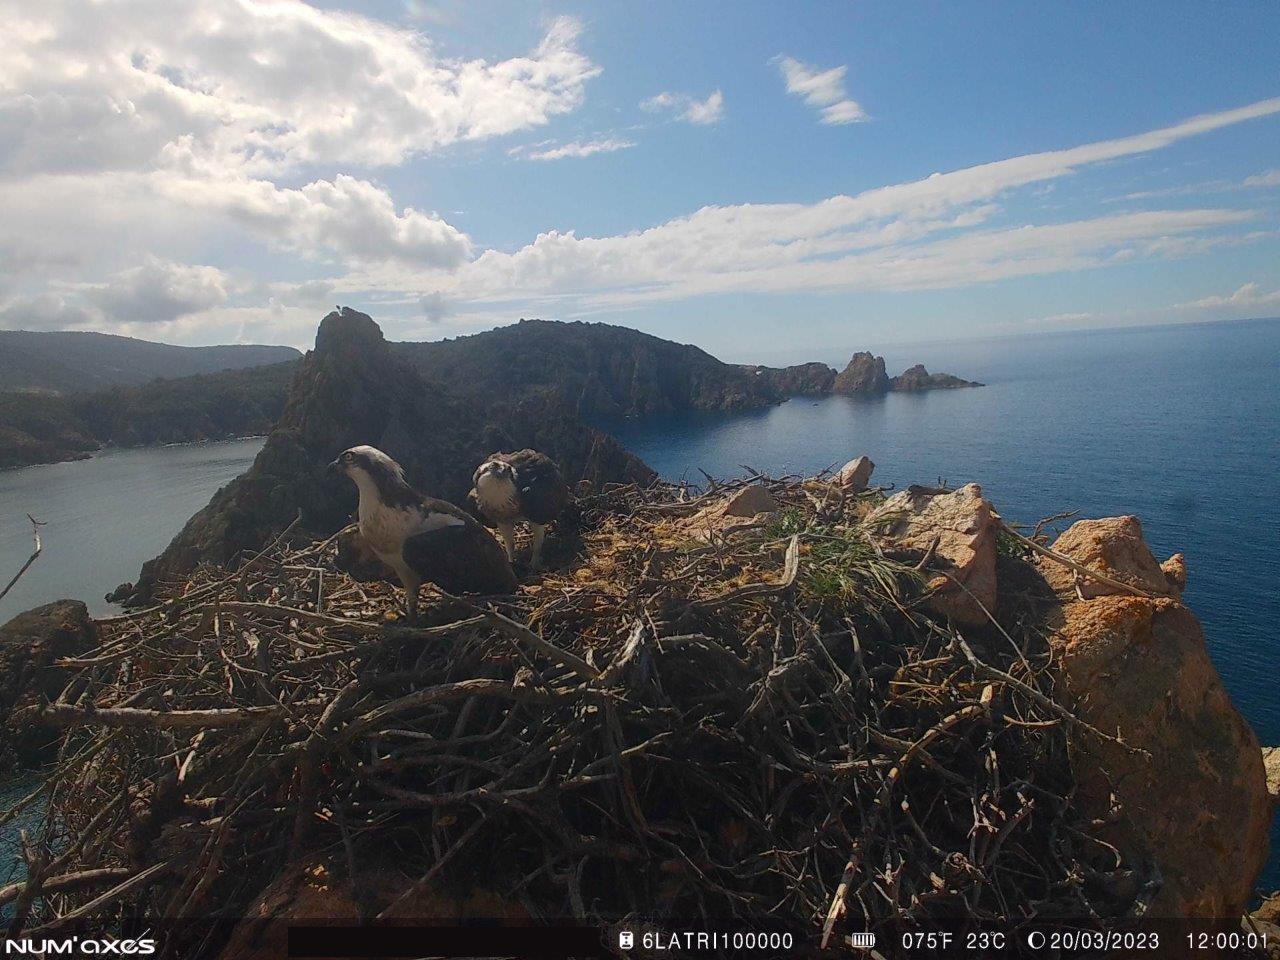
[[470, 449, 569, 570], [328, 445, 517, 620]]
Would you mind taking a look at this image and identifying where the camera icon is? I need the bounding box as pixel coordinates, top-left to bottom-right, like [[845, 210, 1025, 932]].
[[618, 930, 635, 949]]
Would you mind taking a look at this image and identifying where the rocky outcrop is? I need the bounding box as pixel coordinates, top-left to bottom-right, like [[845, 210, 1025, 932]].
[[832, 351, 890, 395], [0, 600, 96, 765], [836, 455, 875, 492], [1042, 518, 1271, 917], [129, 309, 654, 602], [890, 363, 983, 391], [867, 483, 998, 625], [1262, 747, 1280, 805], [1037, 516, 1183, 600]]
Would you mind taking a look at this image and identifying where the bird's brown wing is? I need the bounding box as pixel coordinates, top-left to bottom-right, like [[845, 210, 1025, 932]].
[[503, 449, 569, 525], [403, 501, 517, 594]]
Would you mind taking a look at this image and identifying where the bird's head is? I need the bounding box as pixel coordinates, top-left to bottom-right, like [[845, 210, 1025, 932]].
[[328, 445, 407, 488], [473, 458, 516, 486]]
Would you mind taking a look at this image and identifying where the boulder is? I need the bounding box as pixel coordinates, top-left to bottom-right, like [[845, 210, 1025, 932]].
[[836, 455, 875, 492], [679, 484, 780, 540], [1038, 516, 1182, 599], [1046, 519, 1272, 917], [723, 484, 779, 518], [867, 483, 997, 625], [0, 600, 97, 764], [1160, 552, 1187, 592], [1264, 747, 1280, 804]]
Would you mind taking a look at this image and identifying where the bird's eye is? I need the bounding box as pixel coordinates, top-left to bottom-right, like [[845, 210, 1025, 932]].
[[342, 452, 354, 462]]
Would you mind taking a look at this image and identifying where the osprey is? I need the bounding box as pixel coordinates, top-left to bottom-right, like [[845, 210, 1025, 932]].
[[328, 445, 517, 620], [470, 449, 569, 570]]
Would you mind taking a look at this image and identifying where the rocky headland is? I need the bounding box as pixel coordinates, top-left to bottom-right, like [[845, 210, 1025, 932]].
[[1, 316, 981, 470]]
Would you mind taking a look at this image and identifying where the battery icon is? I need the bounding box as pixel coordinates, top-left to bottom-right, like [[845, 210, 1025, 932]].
[[847, 932, 876, 950], [618, 930, 634, 949]]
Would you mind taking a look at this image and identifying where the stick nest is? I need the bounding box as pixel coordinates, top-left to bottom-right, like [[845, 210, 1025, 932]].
[[5, 475, 1152, 954]]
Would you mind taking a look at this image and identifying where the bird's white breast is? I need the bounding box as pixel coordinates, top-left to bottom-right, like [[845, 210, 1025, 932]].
[[358, 497, 462, 561], [475, 472, 521, 520]]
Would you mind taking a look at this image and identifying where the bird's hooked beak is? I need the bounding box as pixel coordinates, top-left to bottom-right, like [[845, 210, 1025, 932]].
[[326, 458, 344, 477]]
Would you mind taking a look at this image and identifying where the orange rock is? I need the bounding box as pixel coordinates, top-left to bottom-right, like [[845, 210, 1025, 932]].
[[1049, 592, 1271, 917], [1039, 516, 1180, 599]]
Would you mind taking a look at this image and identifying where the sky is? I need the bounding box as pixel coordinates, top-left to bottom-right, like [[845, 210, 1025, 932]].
[[0, 0, 1277, 363]]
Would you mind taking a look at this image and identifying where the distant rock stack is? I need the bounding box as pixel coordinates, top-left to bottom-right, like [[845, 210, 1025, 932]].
[[832, 351, 891, 395], [128, 308, 654, 603]]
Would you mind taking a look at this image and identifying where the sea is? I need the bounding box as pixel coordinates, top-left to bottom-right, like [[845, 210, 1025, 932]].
[[0, 317, 1276, 894]]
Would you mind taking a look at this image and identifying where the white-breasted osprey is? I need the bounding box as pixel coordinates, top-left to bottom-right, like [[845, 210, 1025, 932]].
[[469, 449, 569, 570], [329, 445, 517, 620]]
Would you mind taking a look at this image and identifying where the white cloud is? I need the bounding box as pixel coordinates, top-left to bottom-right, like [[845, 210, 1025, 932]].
[[84, 257, 229, 323], [640, 89, 724, 125], [0, 292, 99, 331], [0, 258, 229, 330], [1242, 169, 1280, 188], [0, 2, 599, 176], [1176, 281, 1280, 312], [339, 98, 1279, 316], [0, 1, 587, 302], [509, 137, 636, 161], [775, 56, 866, 125]]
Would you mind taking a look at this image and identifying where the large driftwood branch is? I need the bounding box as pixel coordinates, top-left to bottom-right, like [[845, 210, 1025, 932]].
[[0, 868, 132, 908], [41, 703, 283, 730], [0, 514, 46, 603]]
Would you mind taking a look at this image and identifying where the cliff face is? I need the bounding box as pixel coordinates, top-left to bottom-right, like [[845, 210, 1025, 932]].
[[740, 361, 837, 397], [130, 310, 653, 601]]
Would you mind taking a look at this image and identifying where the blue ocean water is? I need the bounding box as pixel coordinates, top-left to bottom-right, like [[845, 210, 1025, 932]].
[[606, 318, 1280, 895]]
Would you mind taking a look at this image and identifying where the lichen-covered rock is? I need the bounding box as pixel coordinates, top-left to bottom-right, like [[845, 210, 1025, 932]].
[[1038, 516, 1181, 599], [836, 455, 875, 492], [1046, 534, 1271, 917], [0, 600, 96, 765], [867, 483, 997, 625]]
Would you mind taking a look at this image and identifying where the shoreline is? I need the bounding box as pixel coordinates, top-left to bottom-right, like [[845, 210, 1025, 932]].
[[0, 434, 269, 474]]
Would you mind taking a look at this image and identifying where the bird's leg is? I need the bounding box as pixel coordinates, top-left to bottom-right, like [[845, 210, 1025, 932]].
[[403, 575, 422, 624], [529, 523, 547, 571], [498, 522, 517, 564]]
